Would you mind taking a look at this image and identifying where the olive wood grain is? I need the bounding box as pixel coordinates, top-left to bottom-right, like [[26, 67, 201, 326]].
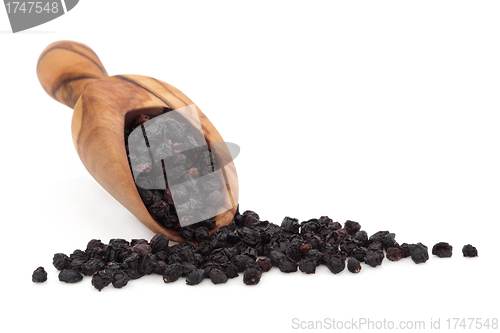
[[37, 40, 239, 242]]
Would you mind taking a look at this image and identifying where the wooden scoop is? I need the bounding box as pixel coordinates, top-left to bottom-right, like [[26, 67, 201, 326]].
[[37, 40, 239, 242]]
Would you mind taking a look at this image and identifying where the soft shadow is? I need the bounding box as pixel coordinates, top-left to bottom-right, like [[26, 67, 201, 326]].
[[0, 30, 56, 34]]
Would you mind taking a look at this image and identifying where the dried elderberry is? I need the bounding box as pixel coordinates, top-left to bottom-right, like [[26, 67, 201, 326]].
[[462, 244, 478, 257], [368, 231, 389, 244], [53, 253, 70, 270], [150, 233, 170, 253], [386, 247, 404, 262], [432, 242, 453, 258], [281, 217, 300, 233], [381, 233, 398, 250], [399, 243, 411, 258], [81, 258, 105, 276], [208, 268, 228, 284], [243, 268, 262, 285], [324, 255, 345, 274], [112, 270, 130, 288], [91, 270, 112, 291], [256, 257, 272, 272], [59, 269, 83, 283], [163, 263, 183, 283], [278, 257, 298, 273], [347, 258, 361, 273], [194, 227, 210, 242], [364, 250, 384, 267], [186, 269, 205, 285], [344, 220, 361, 235], [298, 259, 317, 274], [410, 243, 429, 264], [32, 267, 47, 283]]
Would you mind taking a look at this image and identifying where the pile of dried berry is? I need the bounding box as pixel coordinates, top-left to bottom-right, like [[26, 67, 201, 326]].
[[32, 207, 478, 289], [124, 109, 224, 234]]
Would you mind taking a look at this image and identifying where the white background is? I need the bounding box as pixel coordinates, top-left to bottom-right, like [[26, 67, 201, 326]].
[[1, 1, 498, 332]]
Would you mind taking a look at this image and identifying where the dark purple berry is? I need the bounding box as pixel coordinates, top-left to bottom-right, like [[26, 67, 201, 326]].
[[32, 267, 47, 283], [324, 255, 345, 274], [281, 217, 300, 233], [364, 250, 384, 267], [186, 269, 205, 285], [298, 259, 317, 274], [112, 270, 130, 288], [344, 220, 361, 235], [163, 263, 183, 283], [58, 269, 83, 283], [91, 270, 112, 291], [386, 247, 404, 261], [208, 268, 228, 284], [53, 253, 70, 270], [432, 242, 453, 258], [410, 243, 429, 264], [462, 244, 478, 257], [278, 257, 298, 273], [347, 258, 361, 273], [243, 268, 262, 285], [256, 257, 272, 272]]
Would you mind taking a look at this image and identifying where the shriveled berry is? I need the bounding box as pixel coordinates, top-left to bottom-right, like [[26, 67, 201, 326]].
[[243, 268, 262, 285], [281, 217, 300, 233], [221, 263, 239, 278], [181, 262, 197, 277], [305, 249, 322, 265], [132, 242, 152, 256], [32, 267, 47, 283], [350, 246, 367, 262], [399, 243, 411, 258], [462, 244, 478, 257], [179, 226, 194, 241], [432, 242, 453, 258], [364, 250, 384, 267], [149, 234, 170, 254], [58, 269, 83, 283], [91, 270, 112, 291], [256, 257, 272, 272], [112, 270, 130, 288], [368, 242, 383, 252], [381, 233, 398, 250], [344, 220, 361, 235], [386, 247, 404, 261], [347, 258, 361, 273], [299, 243, 313, 256], [354, 230, 368, 244], [410, 243, 429, 264], [81, 258, 105, 276], [186, 269, 205, 285], [52, 253, 70, 270], [368, 231, 389, 244], [241, 210, 259, 228], [237, 227, 260, 246], [278, 257, 298, 273], [324, 255, 345, 274], [208, 268, 228, 284], [86, 239, 105, 253], [269, 250, 286, 267], [298, 259, 317, 274], [163, 263, 183, 283], [231, 254, 255, 272], [194, 227, 210, 242]]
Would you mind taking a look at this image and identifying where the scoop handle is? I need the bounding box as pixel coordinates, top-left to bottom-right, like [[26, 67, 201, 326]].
[[37, 40, 108, 109]]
